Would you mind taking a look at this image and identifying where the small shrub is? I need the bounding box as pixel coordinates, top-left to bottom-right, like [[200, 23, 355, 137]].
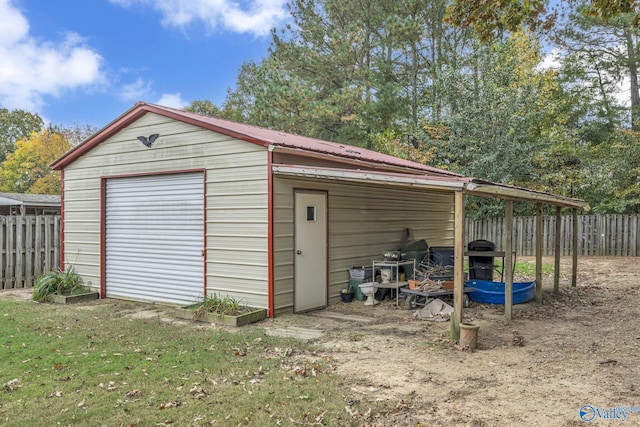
[[32, 267, 87, 302], [193, 293, 245, 318]]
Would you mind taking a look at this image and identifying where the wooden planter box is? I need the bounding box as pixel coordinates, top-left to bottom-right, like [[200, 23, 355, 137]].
[[175, 306, 267, 327], [48, 291, 99, 304]]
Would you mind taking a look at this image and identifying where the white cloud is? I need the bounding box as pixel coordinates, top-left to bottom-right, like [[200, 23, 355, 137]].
[[156, 93, 188, 109], [110, 0, 288, 37], [0, 0, 28, 46], [613, 76, 631, 108], [0, 0, 105, 112], [119, 77, 153, 101], [538, 49, 562, 72]]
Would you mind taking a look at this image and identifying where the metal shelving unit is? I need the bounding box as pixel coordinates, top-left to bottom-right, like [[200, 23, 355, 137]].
[[372, 259, 416, 305]]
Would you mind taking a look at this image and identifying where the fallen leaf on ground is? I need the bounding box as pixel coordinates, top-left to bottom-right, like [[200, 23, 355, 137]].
[[3, 379, 20, 392], [159, 401, 181, 409]]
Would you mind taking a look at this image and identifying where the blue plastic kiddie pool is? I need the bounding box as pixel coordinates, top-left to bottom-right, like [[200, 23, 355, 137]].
[[466, 280, 535, 304]]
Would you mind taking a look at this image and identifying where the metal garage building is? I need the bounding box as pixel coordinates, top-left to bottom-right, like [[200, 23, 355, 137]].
[[52, 102, 588, 324]]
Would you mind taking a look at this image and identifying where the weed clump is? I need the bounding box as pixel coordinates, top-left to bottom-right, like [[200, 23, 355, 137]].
[[32, 267, 87, 302], [193, 293, 245, 319]]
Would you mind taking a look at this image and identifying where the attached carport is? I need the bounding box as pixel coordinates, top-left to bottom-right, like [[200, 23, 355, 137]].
[[272, 165, 590, 342]]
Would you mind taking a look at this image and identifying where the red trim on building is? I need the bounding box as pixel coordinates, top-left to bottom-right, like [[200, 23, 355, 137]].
[[98, 168, 206, 180], [324, 191, 329, 307], [202, 170, 207, 297], [267, 150, 275, 318], [99, 177, 106, 298], [59, 170, 65, 270]]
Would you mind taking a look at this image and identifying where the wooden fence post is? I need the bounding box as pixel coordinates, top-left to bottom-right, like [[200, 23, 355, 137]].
[[7, 217, 15, 288], [0, 217, 4, 289], [632, 214, 638, 256], [16, 216, 24, 288], [535, 204, 543, 303], [44, 216, 52, 273], [554, 207, 561, 294], [504, 200, 514, 322], [25, 216, 33, 287], [572, 209, 578, 287]]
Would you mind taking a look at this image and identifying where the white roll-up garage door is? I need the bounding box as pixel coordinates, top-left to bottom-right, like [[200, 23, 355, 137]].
[[105, 172, 204, 305]]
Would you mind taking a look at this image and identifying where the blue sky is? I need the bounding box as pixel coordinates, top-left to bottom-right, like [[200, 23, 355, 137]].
[[0, 0, 289, 129]]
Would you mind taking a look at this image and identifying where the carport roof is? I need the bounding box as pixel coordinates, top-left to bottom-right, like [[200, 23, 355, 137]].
[[273, 165, 590, 210]]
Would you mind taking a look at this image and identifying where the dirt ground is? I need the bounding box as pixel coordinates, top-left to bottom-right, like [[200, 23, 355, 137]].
[[261, 256, 640, 426], [2, 256, 639, 426]]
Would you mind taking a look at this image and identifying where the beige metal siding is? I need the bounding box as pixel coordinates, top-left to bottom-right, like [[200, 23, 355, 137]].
[[273, 176, 454, 313], [61, 112, 269, 308]]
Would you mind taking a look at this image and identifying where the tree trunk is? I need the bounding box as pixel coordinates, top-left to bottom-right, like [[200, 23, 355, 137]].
[[595, 63, 615, 128], [625, 29, 640, 131]]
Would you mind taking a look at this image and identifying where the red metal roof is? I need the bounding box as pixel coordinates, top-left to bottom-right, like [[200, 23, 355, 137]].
[[52, 102, 461, 177]]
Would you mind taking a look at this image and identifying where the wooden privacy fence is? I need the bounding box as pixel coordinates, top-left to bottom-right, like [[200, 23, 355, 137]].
[[0, 215, 61, 289], [1, 214, 637, 289], [466, 214, 640, 256]]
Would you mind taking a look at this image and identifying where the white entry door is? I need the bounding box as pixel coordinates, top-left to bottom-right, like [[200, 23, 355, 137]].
[[294, 191, 328, 312]]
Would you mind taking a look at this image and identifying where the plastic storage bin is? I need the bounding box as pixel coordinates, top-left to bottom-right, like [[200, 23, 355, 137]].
[[349, 266, 373, 280], [349, 278, 365, 301]]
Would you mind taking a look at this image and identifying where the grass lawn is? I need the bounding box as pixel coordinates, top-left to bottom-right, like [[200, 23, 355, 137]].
[[481, 260, 554, 278], [513, 259, 554, 276], [0, 299, 370, 426]]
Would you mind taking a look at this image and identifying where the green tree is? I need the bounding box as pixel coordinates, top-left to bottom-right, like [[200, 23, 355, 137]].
[[219, 0, 474, 150], [445, 0, 640, 127], [264, 0, 409, 147], [0, 108, 44, 164], [588, 0, 640, 21], [54, 123, 99, 147], [576, 129, 640, 213], [446, 0, 550, 41], [185, 99, 223, 117], [445, 0, 640, 41], [546, 1, 640, 212], [0, 130, 71, 194], [555, 2, 640, 130], [427, 32, 577, 216]]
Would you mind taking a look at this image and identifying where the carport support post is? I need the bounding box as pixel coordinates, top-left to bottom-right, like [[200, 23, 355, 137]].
[[504, 200, 514, 322], [452, 190, 465, 342], [572, 208, 578, 287], [535, 203, 543, 303], [554, 206, 562, 294]]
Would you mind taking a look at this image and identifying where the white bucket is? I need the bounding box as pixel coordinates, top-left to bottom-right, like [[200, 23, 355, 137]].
[[381, 268, 392, 284]]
